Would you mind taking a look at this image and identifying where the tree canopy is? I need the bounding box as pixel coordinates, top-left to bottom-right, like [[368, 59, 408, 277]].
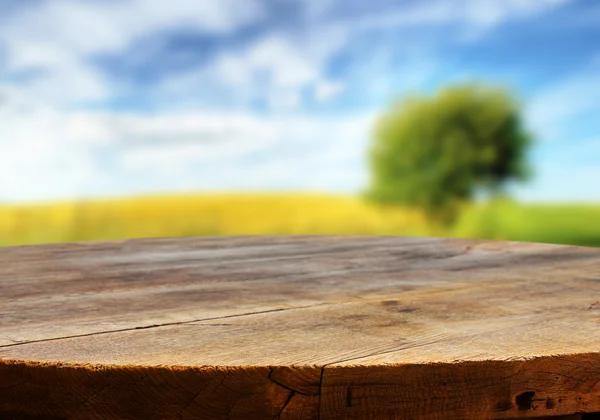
[[365, 84, 533, 223]]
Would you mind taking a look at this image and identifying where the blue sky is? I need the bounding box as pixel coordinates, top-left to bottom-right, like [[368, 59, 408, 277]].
[[0, 0, 599, 202]]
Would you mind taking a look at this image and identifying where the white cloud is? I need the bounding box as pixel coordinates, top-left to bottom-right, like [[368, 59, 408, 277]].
[[0, 104, 376, 201], [170, 34, 322, 93], [0, 105, 374, 201], [314, 80, 345, 102], [268, 90, 302, 110], [116, 110, 377, 173], [0, 108, 102, 201], [0, 42, 110, 109], [248, 36, 319, 87], [461, 0, 571, 28], [0, 0, 267, 108], [2, 0, 265, 63], [158, 28, 348, 109], [325, 0, 573, 34]]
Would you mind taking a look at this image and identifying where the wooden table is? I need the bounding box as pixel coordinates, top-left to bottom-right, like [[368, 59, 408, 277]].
[[2, 236, 600, 419]]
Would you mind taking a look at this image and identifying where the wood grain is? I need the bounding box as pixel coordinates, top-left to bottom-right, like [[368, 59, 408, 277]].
[[2, 235, 600, 419]]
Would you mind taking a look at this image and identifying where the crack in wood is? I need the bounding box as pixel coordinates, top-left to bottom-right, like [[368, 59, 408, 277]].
[[276, 390, 295, 419], [317, 365, 325, 420], [0, 302, 331, 349]]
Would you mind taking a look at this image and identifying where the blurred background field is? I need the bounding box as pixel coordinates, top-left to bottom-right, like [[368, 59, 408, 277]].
[[2, 194, 600, 248], [0, 1, 599, 248]]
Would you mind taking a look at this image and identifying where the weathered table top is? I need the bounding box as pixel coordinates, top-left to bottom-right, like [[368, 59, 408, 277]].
[[2, 235, 600, 420]]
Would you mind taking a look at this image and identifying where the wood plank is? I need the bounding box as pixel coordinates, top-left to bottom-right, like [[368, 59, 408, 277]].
[[2, 235, 600, 419], [0, 235, 447, 345]]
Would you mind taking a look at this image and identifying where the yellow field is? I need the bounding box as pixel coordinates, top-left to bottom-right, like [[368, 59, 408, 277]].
[[1, 193, 599, 248], [0, 193, 432, 246]]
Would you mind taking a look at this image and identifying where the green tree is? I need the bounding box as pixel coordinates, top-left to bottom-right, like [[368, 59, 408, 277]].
[[365, 83, 533, 225]]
